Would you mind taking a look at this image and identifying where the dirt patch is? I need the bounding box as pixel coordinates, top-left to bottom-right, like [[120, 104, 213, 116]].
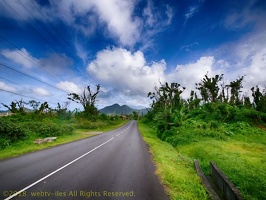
[[85, 132, 103, 135], [255, 123, 266, 131]]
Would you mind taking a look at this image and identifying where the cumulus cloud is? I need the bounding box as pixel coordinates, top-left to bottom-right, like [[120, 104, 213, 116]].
[[167, 56, 220, 98], [0, 0, 173, 48], [0, 0, 140, 46], [214, 17, 266, 93], [235, 36, 266, 90], [0, 81, 16, 92], [92, 0, 141, 46], [33, 87, 50, 96], [56, 81, 83, 94], [87, 48, 166, 96], [87, 48, 228, 104], [1, 48, 39, 69]]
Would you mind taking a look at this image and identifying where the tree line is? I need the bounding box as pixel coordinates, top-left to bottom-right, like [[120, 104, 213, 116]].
[[1, 84, 101, 119], [145, 73, 266, 136]]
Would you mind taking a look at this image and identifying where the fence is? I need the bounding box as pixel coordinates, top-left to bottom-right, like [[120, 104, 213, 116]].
[[194, 160, 243, 200]]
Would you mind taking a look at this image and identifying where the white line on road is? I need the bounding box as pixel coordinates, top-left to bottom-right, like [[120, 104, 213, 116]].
[[4, 137, 115, 200], [116, 133, 120, 137]]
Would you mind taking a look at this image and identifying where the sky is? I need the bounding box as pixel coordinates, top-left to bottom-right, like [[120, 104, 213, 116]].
[[0, 0, 266, 111]]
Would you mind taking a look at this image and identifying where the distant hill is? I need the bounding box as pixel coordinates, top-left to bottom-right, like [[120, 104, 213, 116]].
[[0, 110, 9, 113], [99, 104, 148, 115]]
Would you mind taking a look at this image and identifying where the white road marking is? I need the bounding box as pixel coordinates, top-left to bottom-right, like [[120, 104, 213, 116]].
[[116, 133, 120, 137], [4, 137, 114, 200]]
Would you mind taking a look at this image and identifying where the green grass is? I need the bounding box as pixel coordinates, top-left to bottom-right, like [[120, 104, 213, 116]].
[[178, 139, 266, 200], [139, 119, 266, 199], [0, 120, 128, 160], [138, 122, 208, 200]]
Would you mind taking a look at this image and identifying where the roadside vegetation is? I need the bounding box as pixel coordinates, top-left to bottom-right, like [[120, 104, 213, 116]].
[[142, 73, 266, 199], [138, 122, 208, 199], [0, 84, 127, 159]]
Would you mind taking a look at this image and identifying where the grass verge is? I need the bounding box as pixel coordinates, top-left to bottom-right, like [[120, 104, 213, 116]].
[[178, 138, 266, 199], [138, 121, 208, 200], [0, 120, 128, 160]]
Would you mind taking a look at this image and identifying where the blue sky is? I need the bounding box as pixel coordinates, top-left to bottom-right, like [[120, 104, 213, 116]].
[[0, 0, 266, 110]]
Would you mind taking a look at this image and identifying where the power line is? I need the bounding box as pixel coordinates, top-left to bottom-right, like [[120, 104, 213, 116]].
[[0, 36, 80, 93], [1, 1, 82, 93], [0, 76, 17, 85], [0, 63, 68, 93], [1, 1, 123, 106], [0, 88, 58, 105], [18, 0, 96, 83]]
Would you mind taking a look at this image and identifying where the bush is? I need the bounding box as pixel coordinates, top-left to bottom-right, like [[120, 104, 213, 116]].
[[0, 118, 28, 149], [0, 137, 10, 149], [27, 122, 74, 137], [161, 129, 176, 141]]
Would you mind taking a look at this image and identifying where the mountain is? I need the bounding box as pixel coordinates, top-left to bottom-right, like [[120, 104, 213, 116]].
[[99, 104, 148, 115]]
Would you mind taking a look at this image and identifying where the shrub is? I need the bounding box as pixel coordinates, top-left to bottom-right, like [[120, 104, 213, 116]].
[[0, 137, 10, 149], [23, 122, 74, 137], [161, 129, 176, 141], [0, 118, 28, 149], [210, 121, 219, 129]]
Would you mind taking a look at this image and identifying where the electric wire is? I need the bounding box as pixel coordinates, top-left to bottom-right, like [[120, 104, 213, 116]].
[[0, 88, 58, 105], [1, 1, 123, 107], [1, 1, 80, 93], [0, 76, 17, 85], [19, 0, 97, 83], [0, 63, 68, 93], [0, 36, 79, 93]]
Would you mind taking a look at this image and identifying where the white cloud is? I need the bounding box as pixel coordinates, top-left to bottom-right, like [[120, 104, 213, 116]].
[[165, 5, 174, 25], [184, 6, 198, 24], [92, 0, 141, 46], [56, 81, 83, 94], [87, 47, 166, 96], [167, 56, 219, 98], [74, 40, 89, 63], [45, 0, 141, 47], [143, 1, 155, 27], [1, 48, 39, 69], [180, 42, 199, 52], [0, 0, 174, 49], [0, 81, 16, 92], [33, 87, 50, 96], [214, 19, 266, 93]]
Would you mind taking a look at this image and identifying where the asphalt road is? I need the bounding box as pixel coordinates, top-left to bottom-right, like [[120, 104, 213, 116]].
[[0, 121, 169, 200]]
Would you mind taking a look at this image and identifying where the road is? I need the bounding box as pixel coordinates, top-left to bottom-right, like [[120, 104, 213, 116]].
[[0, 121, 169, 200]]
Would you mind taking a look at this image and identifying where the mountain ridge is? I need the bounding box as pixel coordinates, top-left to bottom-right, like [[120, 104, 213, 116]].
[[99, 104, 148, 115]]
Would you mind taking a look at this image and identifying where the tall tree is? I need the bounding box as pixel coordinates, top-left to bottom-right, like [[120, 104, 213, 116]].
[[196, 73, 224, 103], [37, 102, 50, 115], [187, 90, 201, 110], [1, 99, 26, 113], [148, 82, 185, 113], [229, 76, 244, 106], [68, 84, 100, 117], [27, 100, 40, 111], [251, 86, 266, 112]]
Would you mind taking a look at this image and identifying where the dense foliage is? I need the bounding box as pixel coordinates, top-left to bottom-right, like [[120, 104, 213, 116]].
[[0, 111, 123, 150], [143, 73, 266, 199], [0, 84, 125, 150], [144, 73, 266, 141]]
